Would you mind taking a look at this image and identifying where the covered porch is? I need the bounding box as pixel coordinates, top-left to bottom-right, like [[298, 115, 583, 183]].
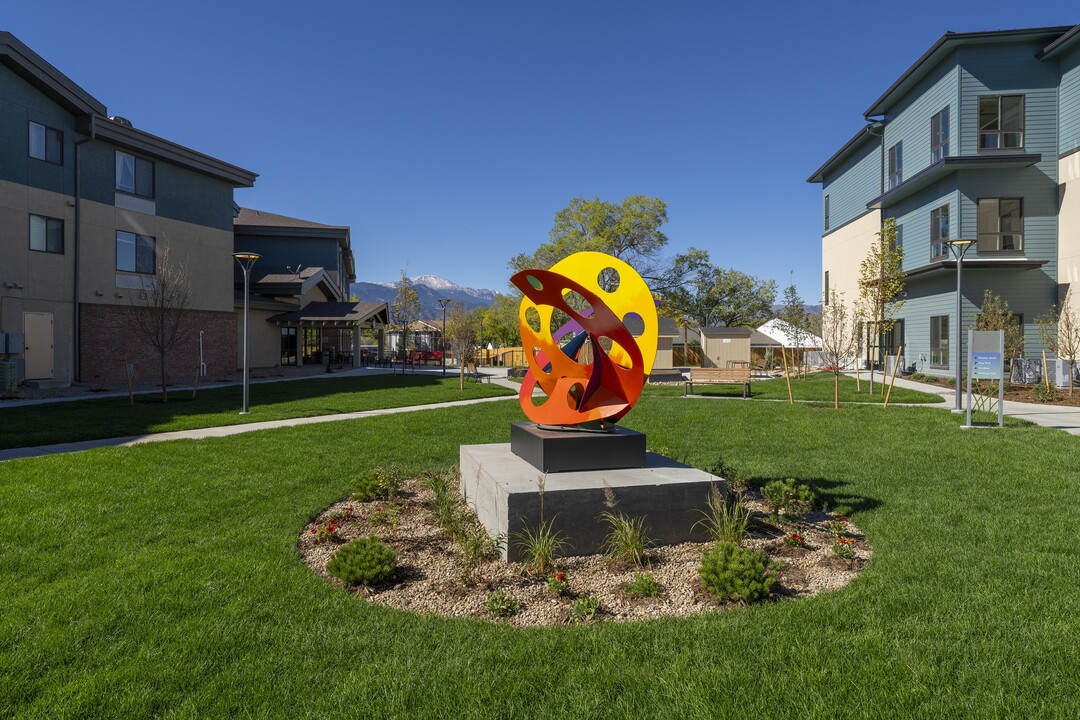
[[267, 301, 389, 367]]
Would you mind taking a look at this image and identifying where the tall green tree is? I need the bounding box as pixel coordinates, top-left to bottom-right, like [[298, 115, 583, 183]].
[[660, 263, 776, 332], [509, 195, 691, 292], [390, 271, 420, 360], [857, 217, 905, 393], [480, 293, 522, 348]]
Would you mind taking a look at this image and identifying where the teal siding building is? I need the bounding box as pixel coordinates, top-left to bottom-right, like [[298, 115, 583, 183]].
[[810, 25, 1080, 378]]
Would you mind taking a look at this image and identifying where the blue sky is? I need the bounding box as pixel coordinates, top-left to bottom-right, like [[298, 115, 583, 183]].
[[6, 2, 1077, 299]]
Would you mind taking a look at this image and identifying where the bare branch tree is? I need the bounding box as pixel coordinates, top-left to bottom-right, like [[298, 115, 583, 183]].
[[1036, 287, 1080, 395], [128, 242, 195, 403], [819, 290, 860, 409], [444, 301, 480, 389]]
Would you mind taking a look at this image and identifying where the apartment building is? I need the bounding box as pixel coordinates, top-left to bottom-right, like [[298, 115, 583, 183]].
[[810, 25, 1080, 375], [0, 31, 257, 387]]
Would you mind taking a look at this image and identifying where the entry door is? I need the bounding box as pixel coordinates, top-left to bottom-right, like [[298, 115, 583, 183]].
[[23, 312, 54, 380]]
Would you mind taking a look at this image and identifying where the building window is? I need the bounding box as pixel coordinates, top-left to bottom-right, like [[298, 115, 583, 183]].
[[888, 142, 903, 189], [823, 271, 830, 305], [931, 107, 949, 162], [930, 315, 949, 369], [931, 205, 950, 258], [115, 151, 155, 197], [29, 214, 63, 253], [29, 121, 63, 164], [978, 95, 1024, 150], [280, 328, 298, 366], [116, 230, 155, 274], [303, 327, 322, 362], [977, 198, 1023, 253], [824, 195, 830, 231]]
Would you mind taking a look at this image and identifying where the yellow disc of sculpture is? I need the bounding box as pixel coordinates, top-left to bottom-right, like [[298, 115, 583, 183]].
[[510, 251, 658, 427]]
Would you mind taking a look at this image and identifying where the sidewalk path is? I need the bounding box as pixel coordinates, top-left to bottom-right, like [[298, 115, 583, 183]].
[[863, 373, 1080, 435], [0, 371, 523, 462]]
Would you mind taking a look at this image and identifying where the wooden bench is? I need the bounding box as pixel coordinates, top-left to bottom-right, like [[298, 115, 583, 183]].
[[684, 367, 752, 398], [465, 362, 491, 383]]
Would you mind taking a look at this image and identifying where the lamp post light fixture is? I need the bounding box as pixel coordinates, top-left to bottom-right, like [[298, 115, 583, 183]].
[[233, 252, 261, 414], [944, 239, 975, 413], [438, 297, 451, 376]]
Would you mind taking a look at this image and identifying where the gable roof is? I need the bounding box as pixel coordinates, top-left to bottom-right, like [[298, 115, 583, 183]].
[[235, 208, 348, 231], [249, 265, 342, 301], [864, 26, 1073, 118], [0, 31, 105, 116], [267, 301, 388, 327], [235, 208, 354, 283], [756, 319, 823, 349]]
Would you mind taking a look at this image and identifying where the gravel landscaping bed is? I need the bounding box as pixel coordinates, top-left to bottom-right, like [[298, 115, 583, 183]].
[[300, 475, 870, 627]]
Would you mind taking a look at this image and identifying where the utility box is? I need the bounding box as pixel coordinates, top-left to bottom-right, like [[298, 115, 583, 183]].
[[0, 361, 17, 393], [3, 332, 25, 354], [1053, 359, 1080, 389]]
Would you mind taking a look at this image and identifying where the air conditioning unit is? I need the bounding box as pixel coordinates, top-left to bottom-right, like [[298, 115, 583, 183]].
[[0, 361, 17, 393]]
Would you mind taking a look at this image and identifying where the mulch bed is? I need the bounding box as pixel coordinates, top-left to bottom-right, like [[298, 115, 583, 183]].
[[299, 477, 870, 627]]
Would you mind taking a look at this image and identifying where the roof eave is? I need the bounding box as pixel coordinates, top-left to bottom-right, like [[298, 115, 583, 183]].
[[0, 31, 106, 116], [807, 125, 878, 183], [85, 115, 257, 187], [1038, 24, 1080, 59]]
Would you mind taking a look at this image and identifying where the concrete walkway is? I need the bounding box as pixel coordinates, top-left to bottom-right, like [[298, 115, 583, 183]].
[[6, 368, 1080, 462], [0, 368, 523, 462]]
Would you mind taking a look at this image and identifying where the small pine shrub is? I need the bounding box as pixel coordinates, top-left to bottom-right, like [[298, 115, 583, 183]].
[[699, 542, 778, 604], [327, 536, 396, 586], [352, 467, 405, 502], [599, 511, 653, 567], [1034, 382, 1059, 403], [762, 478, 816, 519], [625, 572, 662, 597], [570, 595, 600, 623], [485, 589, 521, 617]]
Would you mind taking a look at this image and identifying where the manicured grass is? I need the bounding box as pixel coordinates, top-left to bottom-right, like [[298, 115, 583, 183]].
[[648, 370, 944, 404], [2, 397, 1079, 717], [0, 373, 513, 450]]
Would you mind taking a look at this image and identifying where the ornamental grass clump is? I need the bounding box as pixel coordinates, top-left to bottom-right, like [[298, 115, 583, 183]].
[[694, 483, 750, 543], [599, 511, 653, 567], [698, 542, 778, 604], [625, 572, 662, 597], [327, 536, 397, 586], [512, 518, 568, 576]]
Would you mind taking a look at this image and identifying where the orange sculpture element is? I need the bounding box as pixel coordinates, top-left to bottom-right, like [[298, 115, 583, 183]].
[[511, 252, 658, 427]]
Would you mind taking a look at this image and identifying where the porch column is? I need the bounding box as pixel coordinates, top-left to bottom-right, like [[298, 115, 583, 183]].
[[377, 327, 385, 360], [297, 321, 303, 366]]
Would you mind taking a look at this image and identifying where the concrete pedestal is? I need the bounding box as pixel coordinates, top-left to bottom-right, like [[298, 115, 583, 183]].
[[460, 443, 724, 562]]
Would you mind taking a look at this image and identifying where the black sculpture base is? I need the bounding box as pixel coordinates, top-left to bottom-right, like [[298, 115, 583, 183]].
[[509, 422, 646, 473]]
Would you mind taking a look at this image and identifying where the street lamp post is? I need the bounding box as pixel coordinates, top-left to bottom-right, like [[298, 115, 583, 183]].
[[233, 252, 261, 414], [438, 298, 451, 376], [944, 239, 974, 413]]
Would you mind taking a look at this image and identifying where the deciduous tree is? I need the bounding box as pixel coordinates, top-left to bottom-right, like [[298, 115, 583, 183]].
[[390, 271, 420, 360], [444, 302, 481, 389], [819, 290, 860, 409], [660, 263, 776, 332], [976, 290, 1024, 367], [128, 242, 195, 404], [1036, 288, 1080, 395], [857, 217, 905, 393], [777, 277, 809, 378]]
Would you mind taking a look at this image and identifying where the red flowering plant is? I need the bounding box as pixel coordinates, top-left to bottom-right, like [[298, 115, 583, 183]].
[[783, 532, 807, 548], [310, 517, 341, 544], [546, 570, 570, 596]]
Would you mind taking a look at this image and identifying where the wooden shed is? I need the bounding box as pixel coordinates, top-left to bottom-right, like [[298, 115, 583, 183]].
[[699, 327, 752, 369]]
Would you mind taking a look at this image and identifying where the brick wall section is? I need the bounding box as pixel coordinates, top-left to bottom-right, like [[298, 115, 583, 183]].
[[79, 304, 236, 388]]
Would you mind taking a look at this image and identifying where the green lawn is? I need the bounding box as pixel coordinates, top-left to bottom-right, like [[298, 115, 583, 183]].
[[0, 374, 513, 450], [647, 370, 944, 404], [2, 396, 1078, 717]]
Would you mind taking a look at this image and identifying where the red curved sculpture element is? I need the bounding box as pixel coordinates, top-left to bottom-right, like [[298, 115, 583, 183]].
[[511, 264, 646, 426]]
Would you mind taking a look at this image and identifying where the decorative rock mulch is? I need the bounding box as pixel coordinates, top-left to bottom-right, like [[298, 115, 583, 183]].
[[299, 478, 870, 627]]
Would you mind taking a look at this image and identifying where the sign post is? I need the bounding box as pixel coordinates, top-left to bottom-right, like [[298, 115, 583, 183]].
[[966, 329, 1004, 428]]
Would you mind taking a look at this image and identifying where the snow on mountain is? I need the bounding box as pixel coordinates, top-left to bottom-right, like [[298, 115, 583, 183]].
[[350, 275, 499, 319]]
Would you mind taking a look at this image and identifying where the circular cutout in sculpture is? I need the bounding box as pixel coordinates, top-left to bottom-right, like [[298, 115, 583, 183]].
[[510, 252, 658, 428]]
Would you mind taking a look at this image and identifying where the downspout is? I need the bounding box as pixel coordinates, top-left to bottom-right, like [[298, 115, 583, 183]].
[[74, 117, 95, 383]]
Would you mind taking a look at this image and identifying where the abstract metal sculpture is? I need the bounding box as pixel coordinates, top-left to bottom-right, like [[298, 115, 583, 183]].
[[511, 251, 658, 428]]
